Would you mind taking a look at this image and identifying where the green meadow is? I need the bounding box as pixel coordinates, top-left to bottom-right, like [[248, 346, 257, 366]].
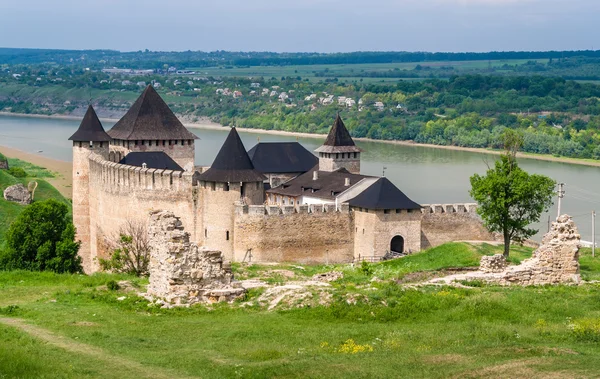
[[2, 242, 600, 378]]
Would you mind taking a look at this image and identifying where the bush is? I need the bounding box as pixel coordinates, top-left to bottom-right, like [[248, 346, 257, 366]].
[[106, 280, 120, 291], [99, 220, 150, 276], [7, 167, 27, 178], [0, 199, 82, 273], [568, 318, 600, 342]]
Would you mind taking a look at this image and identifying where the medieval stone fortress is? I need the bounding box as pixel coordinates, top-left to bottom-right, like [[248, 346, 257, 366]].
[[70, 85, 492, 273]]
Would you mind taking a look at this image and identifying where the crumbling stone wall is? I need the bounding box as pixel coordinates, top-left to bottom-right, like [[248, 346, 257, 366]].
[[494, 215, 581, 285], [479, 254, 508, 273], [146, 210, 245, 305]]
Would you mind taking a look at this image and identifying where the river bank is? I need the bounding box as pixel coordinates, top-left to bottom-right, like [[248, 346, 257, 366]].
[[0, 145, 72, 198], [2, 111, 600, 169]]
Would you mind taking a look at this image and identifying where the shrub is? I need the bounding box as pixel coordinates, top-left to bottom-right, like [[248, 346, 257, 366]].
[[360, 260, 373, 276], [99, 220, 150, 276], [106, 280, 120, 291], [0, 199, 82, 273], [7, 167, 27, 178], [568, 318, 600, 342]]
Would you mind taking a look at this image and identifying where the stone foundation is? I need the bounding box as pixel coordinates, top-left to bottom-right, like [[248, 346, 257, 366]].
[[146, 210, 245, 305]]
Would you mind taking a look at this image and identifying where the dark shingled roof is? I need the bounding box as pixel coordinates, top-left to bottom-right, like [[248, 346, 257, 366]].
[[107, 85, 198, 141], [348, 177, 421, 210], [69, 105, 111, 142], [198, 127, 265, 183], [247, 142, 319, 174], [315, 114, 363, 154], [118, 151, 183, 171], [268, 168, 371, 201]]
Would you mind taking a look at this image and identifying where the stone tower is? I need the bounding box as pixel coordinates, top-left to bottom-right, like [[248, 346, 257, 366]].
[[315, 114, 363, 174], [69, 105, 111, 273], [197, 127, 265, 260], [107, 85, 198, 170]]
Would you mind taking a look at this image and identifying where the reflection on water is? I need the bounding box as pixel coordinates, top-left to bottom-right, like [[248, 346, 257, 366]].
[[1, 115, 599, 241]]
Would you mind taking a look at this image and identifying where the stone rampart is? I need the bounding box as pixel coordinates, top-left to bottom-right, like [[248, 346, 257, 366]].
[[86, 154, 201, 272], [420, 203, 495, 248], [233, 203, 354, 264]]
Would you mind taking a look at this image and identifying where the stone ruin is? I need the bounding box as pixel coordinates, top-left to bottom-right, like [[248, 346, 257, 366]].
[[479, 254, 508, 273], [146, 210, 246, 306], [431, 215, 581, 286], [3, 183, 31, 205], [495, 214, 581, 285]]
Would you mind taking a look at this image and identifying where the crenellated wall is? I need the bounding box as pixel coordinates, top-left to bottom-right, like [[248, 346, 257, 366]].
[[233, 203, 354, 264], [86, 153, 201, 272], [420, 203, 495, 249]]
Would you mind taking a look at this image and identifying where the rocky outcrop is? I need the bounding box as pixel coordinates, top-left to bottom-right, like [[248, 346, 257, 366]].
[[3, 183, 31, 205], [0, 157, 8, 170], [146, 210, 245, 306]]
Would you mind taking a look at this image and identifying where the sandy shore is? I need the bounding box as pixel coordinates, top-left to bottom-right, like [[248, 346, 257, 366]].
[[0, 145, 72, 198], [2, 112, 600, 169]]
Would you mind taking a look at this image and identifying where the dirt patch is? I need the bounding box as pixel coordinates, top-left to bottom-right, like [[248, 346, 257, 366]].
[[71, 321, 98, 327], [396, 267, 478, 284], [422, 354, 469, 365], [455, 358, 579, 379]]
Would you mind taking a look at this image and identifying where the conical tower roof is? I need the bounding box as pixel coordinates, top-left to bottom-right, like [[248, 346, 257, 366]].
[[107, 85, 198, 141], [315, 114, 363, 153], [69, 105, 111, 142], [348, 177, 421, 210], [198, 127, 265, 183]]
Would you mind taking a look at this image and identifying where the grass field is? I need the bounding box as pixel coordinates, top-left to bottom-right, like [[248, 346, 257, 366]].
[[2, 242, 600, 378], [0, 158, 70, 246], [189, 59, 549, 81]]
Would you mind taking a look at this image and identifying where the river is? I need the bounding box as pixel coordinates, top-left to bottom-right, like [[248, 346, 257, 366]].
[[0, 114, 598, 242]]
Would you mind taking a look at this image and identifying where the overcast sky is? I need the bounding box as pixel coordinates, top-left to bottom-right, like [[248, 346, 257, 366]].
[[0, 0, 598, 53]]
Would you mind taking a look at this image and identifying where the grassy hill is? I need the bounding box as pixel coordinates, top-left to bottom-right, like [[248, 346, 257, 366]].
[[0, 157, 70, 246], [2, 242, 600, 378]]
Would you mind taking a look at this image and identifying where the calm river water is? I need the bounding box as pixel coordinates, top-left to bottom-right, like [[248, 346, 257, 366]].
[[1, 115, 599, 241]]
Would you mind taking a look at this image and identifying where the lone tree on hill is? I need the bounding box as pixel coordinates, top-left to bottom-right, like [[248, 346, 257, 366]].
[[0, 199, 82, 273], [470, 131, 555, 257]]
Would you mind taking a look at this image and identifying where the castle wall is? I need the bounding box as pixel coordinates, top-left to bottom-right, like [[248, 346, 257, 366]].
[[420, 204, 494, 249], [109, 139, 195, 170], [86, 154, 200, 272], [72, 142, 108, 273], [353, 209, 422, 261], [233, 204, 354, 264]]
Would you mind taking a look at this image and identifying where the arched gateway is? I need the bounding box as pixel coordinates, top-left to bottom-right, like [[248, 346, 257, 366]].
[[390, 235, 405, 254]]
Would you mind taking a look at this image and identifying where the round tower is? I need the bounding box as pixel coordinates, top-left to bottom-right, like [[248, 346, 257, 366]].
[[69, 105, 111, 273], [315, 114, 363, 174]]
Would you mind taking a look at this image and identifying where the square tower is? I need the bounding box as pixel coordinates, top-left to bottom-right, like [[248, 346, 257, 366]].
[[315, 114, 363, 174]]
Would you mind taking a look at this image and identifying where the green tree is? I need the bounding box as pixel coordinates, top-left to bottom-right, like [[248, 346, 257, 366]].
[[0, 199, 81, 273], [469, 155, 555, 257]]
